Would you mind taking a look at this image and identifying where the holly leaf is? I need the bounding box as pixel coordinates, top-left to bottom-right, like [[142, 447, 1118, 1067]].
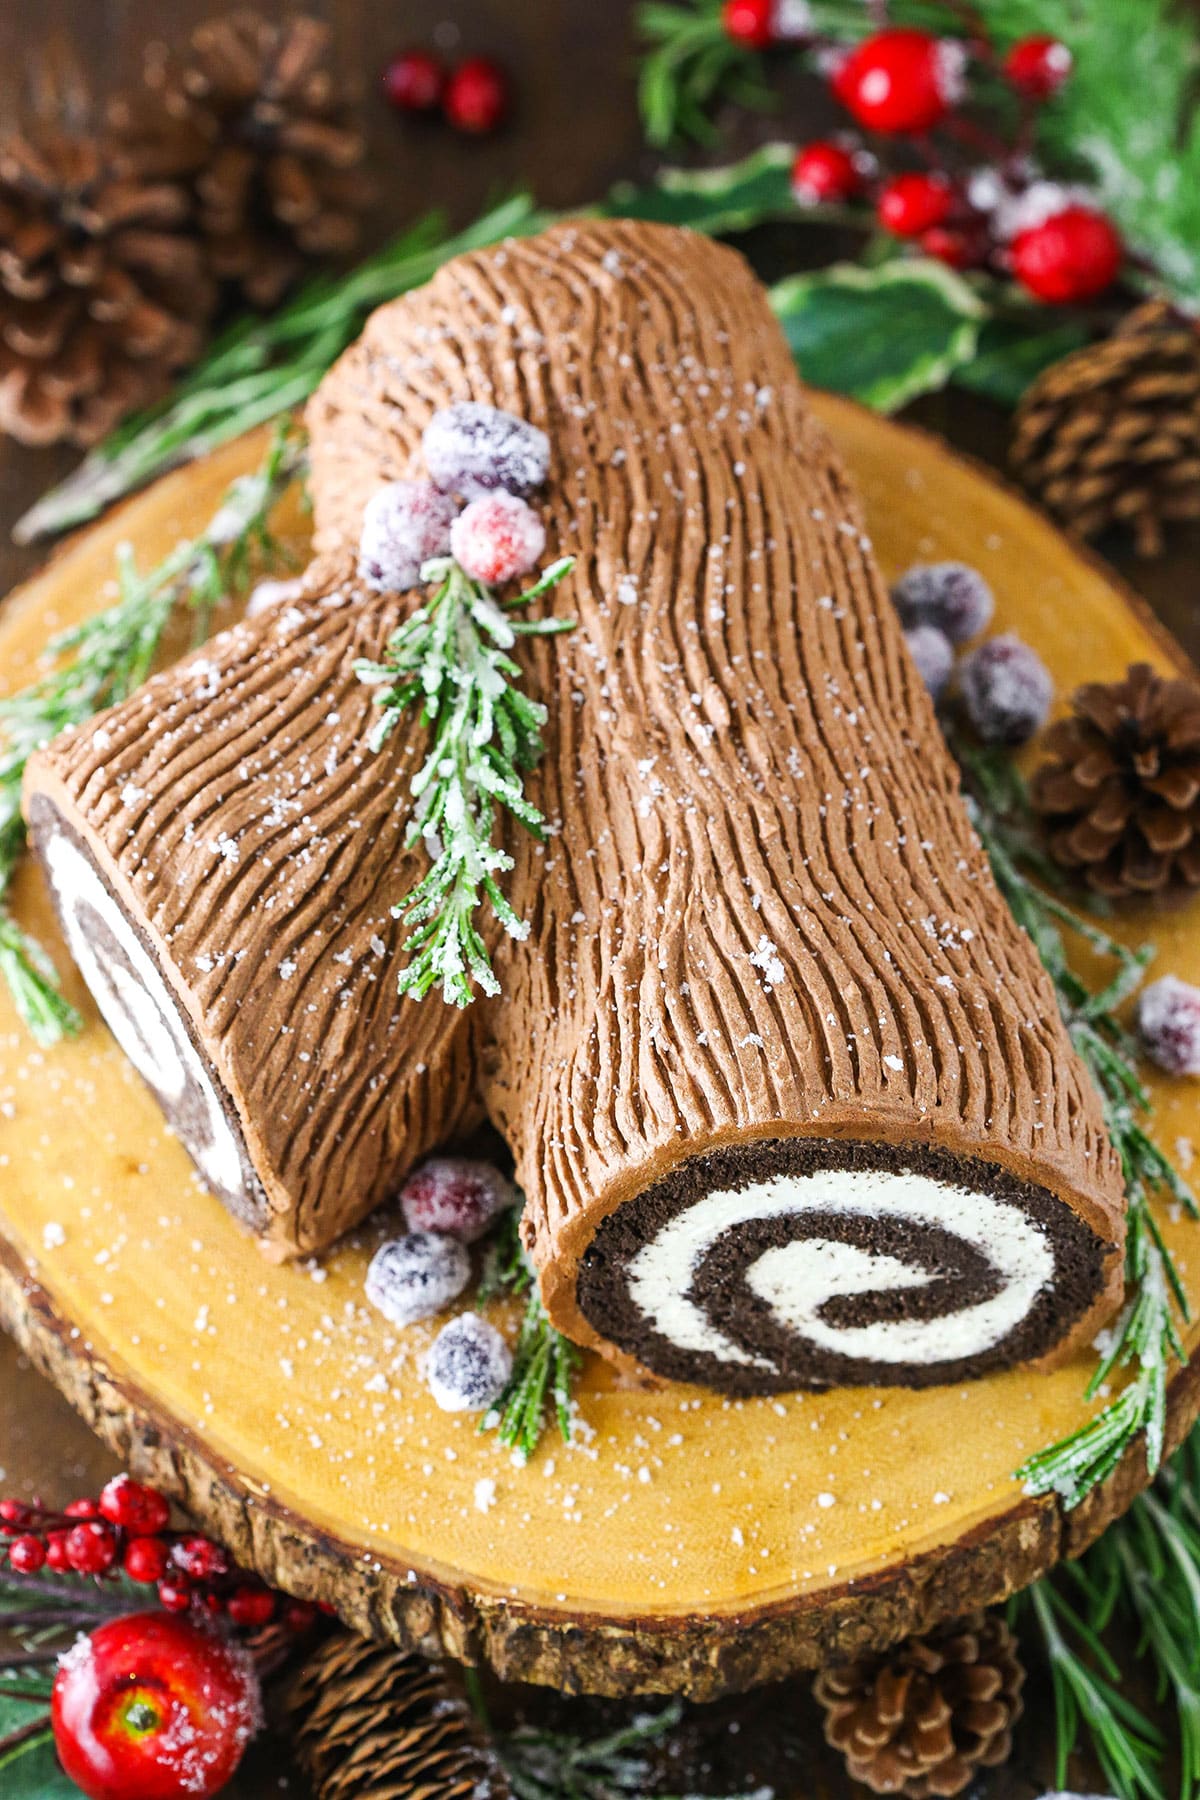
[[608, 142, 798, 236], [768, 259, 986, 412], [951, 315, 1091, 407], [0, 1729, 81, 1799]]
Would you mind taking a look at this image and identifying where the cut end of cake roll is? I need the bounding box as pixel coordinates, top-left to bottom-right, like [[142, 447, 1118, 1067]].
[[565, 1138, 1120, 1395], [28, 795, 271, 1231]]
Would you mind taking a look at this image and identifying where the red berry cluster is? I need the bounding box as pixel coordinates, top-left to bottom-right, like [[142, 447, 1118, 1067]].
[[1, 1476, 317, 1635], [384, 48, 510, 135], [726, 7, 1121, 305]]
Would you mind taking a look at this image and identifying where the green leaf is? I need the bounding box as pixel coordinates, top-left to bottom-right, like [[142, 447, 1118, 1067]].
[[768, 259, 985, 412], [0, 1731, 82, 1799], [953, 315, 1092, 408], [608, 142, 797, 234]]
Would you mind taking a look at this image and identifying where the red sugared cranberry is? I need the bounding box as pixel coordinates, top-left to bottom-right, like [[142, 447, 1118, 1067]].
[[99, 1475, 171, 1536], [8, 1533, 46, 1573], [66, 1521, 118, 1576], [400, 1156, 517, 1243], [451, 492, 546, 586], [226, 1586, 276, 1629], [157, 1577, 193, 1613], [1004, 34, 1072, 100], [124, 1536, 171, 1584], [0, 1499, 31, 1533], [1138, 976, 1200, 1077], [877, 171, 953, 236], [51, 1611, 260, 1800], [172, 1535, 229, 1581], [791, 140, 863, 205], [383, 49, 446, 114], [46, 1529, 72, 1571], [1011, 205, 1122, 303], [832, 28, 965, 134], [443, 57, 510, 135], [65, 1498, 100, 1520]]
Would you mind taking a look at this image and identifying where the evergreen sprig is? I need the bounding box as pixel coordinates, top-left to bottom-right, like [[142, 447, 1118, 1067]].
[[953, 737, 1196, 1510], [1023, 1424, 1200, 1800], [637, 0, 776, 146], [355, 555, 575, 1009], [0, 421, 305, 1042], [477, 1206, 582, 1463]]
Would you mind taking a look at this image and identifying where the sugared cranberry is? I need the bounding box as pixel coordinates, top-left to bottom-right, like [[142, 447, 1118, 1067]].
[[443, 57, 510, 134], [877, 171, 953, 237], [903, 625, 955, 701], [172, 1535, 229, 1581], [124, 1536, 171, 1584], [1138, 976, 1200, 1077], [1011, 205, 1122, 303], [423, 402, 550, 501], [226, 1586, 276, 1629], [383, 49, 446, 114], [0, 1498, 31, 1532], [891, 561, 994, 645], [64, 1498, 100, 1520], [46, 1529, 72, 1571], [52, 1611, 260, 1800], [1004, 35, 1072, 100], [791, 140, 863, 205], [66, 1521, 118, 1575], [722, 0, 775, 49], [425, 1314, 513, 1414], [365, 1232, 471, 1328], [400, 1156, 517, 1243], [99, 1475, 171, 1535], [157, 1577, 193, 1613], [358, 480, 458, 594], [451, 492, 546, 586], [960, 634, 1053, 745], [832, 29, 965, 134], [8, 1533, 46, 1573]]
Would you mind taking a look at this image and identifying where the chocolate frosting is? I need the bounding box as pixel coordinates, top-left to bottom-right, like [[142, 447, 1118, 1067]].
[[27, 220, 1126, 1383]]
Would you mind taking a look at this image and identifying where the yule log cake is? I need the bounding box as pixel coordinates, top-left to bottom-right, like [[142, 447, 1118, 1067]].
[[24, 218, 1126, 1397]]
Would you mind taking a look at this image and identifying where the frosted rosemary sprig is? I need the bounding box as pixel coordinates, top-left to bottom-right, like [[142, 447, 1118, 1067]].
[[0, 420, 305, 1042], [499, 1701, 691, 1800], [954, 738, 1196, 1510], [355, 554, 575, 1009], [477, 1205, 581, 1463]]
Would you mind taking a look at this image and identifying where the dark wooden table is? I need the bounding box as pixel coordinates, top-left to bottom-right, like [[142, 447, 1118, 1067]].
[[2, 2, 1193, 1793]]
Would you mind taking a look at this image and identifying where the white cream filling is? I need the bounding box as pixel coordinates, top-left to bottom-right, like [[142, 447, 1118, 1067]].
[[625, 1166, 1056, 1371], [44, 829, 246, 1200]]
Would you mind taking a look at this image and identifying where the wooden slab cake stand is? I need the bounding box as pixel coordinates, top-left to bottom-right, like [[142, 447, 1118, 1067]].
[[2, 398, 1199, 1702]]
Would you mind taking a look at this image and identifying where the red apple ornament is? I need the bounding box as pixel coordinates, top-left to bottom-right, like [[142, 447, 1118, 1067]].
[[52, 1611, 260, 1800]]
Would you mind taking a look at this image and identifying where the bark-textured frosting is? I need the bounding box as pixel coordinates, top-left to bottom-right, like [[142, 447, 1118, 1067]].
[[27, 219, 1126, 1385]]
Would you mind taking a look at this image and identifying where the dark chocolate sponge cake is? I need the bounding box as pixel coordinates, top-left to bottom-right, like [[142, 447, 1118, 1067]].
[[24, 219, 1126, 1391]]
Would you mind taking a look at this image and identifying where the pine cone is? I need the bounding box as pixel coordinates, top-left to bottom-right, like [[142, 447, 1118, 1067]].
[[1030, 661, 1200, 899], [111, 10, 371, 309], [0, 108, 213, 447], [284, 1631, 511, 1800], [813, 1610, 1024, 1798], [1011, 298, 1200, 557]]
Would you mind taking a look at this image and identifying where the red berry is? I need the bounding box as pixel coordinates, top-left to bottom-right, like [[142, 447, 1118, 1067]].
[[1138, 977, 1200, 1076], [46, 1529, 72, 1571], [383, 48, 446, 114], [833, 28, 964, 134], [66, 1521, 118, 1575], [877, 171, 953, 236], [226, 1586, 276, 1629], [99, 1475, 171, 1535], [400, 1156, 518, 1243], [65, 1497, 100, 1520], [124, 1536, 171, 1584], [451, 492, 546, 587], [1004, 34, 1072, 100], [443, 57, 510, 134], [172, 1535, 229, 1581], [791, 140, 863, 205], [8, 1533, 46, 1573], [157, 1577, 192, 1613], [51, 1611, 260, 1800], [920, 223, 983, 268], [722, 0, 774, 48], [283, 1599, 319, 1633], [1011, 205, 1122, 302], [0, 1498, 31, 1533]]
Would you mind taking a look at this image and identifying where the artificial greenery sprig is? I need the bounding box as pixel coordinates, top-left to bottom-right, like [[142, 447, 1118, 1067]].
[[477, 1205, 582, 1463], [952, 736, 1196, 1510], [0, 421, 305, 1043], [355, 554, 575, 1009]]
